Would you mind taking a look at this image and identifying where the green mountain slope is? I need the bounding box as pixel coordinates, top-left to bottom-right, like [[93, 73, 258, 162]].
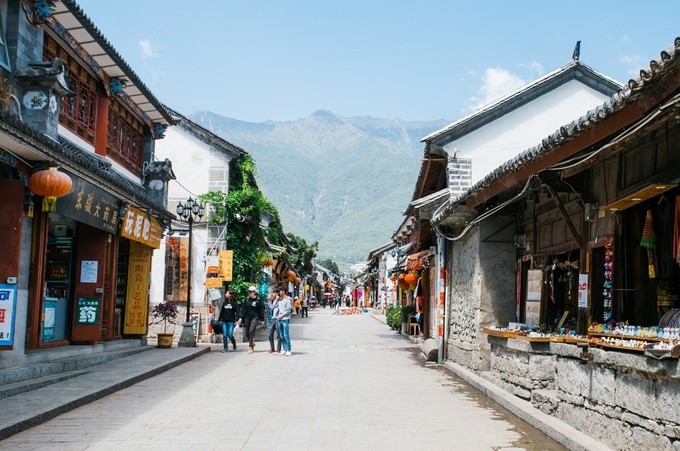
[[191, 110, 448, 270]]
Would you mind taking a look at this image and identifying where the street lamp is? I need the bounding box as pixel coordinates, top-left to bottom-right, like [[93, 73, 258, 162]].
[[175, 197, 204, 323]]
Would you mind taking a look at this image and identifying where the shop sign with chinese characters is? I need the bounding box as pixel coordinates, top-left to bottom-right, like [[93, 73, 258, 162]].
[[56, 172, 121, 233], [120, 206, 163, 249], [124, 241, 151, 334], [0, 284, 17, 347], [219, 250, 233, 281], [75, 298, 100, 325]]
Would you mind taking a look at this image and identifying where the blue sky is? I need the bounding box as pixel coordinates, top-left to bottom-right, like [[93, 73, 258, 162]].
[[77, 0, 679, 123]]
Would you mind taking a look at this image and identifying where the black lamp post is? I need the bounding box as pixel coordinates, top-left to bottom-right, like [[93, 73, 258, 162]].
[[175, 197, 204, 323]]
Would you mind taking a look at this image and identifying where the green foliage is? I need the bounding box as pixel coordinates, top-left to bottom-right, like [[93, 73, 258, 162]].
[[316, 258, 339, 275], [386, 306, 403, 331], [285, 233, 318, 277], [199, 155, 285, 300]]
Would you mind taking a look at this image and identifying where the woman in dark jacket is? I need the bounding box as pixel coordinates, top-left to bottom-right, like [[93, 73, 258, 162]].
[[219, 289, 238, 352]]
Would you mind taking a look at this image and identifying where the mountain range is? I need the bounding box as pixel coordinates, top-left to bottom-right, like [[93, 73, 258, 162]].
[[190, 110, 449, 271]]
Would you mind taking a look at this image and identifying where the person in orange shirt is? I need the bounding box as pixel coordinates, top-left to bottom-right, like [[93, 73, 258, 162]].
[[293, 296, 301, 316]]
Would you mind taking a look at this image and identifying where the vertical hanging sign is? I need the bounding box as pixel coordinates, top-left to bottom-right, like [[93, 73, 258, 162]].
[[124, 241, 152, 335], [0, 284, 17, 347], [219, 250, 233, 281]]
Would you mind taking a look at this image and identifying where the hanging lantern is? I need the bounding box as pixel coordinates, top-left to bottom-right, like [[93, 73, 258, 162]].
[[397, 279, 409, 290], [29, 167, 72, 212], [294, 276, 301, 284], [412, 260, 424, 271], [286, 270, 296, 280], [404, 272, 418, 285], [389, 274, 397, 282], [265, 258, 275, 267], [398, 273, 405, 280]]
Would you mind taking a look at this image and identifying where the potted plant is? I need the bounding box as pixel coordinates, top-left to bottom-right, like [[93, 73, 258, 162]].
[[152, 301, 178, 348]]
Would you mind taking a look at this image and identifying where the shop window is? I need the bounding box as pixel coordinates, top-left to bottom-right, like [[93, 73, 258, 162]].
[[106, 100, 145, 176], [0, 0, 10, 71], [43, 35, 97, 145]]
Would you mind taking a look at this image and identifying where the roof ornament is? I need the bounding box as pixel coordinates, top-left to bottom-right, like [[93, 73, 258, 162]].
[[21, 0, 56, 26], [572, 41, 581, 62]]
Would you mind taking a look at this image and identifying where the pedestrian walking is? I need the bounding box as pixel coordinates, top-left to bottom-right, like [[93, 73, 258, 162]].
[[276, 286, 293, 356], [238, 286, 265, 354], [267, 293, 282, 354], [293, 296, 301, 317], [218, 289, 238, 352], [301, 296, 309, 318]]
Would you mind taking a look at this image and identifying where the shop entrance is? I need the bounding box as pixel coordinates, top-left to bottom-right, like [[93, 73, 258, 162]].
[[42, 215, 76, 345]]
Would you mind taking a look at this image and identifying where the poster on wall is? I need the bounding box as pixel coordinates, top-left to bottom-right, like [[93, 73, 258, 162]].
[[578, 274, 589, 308], [164, 237, 188, 301], [124, 241, 152, 335], [80, 260, 98, 283], [525, 269, 544, 326], [0, 284, 17, 346], [526, 269, 543, 301]]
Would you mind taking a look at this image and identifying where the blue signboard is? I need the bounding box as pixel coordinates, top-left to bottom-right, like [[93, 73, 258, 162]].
[[0, 284, 17, 347]]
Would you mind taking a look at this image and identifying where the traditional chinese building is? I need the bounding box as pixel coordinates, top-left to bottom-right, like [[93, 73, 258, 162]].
[[0, 0, 173, 366]]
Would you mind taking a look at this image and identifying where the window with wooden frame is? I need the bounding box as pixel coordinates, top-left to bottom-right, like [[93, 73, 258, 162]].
[[43, 35, 97, 144], [106, 100, 145, 177]]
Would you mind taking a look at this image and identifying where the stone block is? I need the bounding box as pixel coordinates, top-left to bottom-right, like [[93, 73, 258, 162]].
[[556, 358, 590, 397], [631, 426, 673, 451], [528, 354, 555, 381], [558, 403, 632, 450], [664, 424, 680, 440], [657, 379, 680, 424], [615, 372, 657, 419], [590, 366, 616, 406], [621, 412, 664, 435]]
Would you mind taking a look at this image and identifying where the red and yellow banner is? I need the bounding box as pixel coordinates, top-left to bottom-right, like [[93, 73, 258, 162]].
[[124, 241, 152, 334]]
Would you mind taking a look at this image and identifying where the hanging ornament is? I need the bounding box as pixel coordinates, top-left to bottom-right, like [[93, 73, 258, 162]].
[[28, 167, 72, 212]]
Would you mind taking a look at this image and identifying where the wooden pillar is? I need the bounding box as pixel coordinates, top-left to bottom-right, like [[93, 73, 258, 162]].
[[26, 210, 49, 349], [94, 85, 110, 157]]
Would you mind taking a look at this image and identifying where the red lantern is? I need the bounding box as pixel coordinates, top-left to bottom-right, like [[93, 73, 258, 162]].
[[286, 270, 296, 280], [404, 272, 418, 285], [389, 274, 397, 282], [294, 277, 301, 284], [29, 167, 72, 212], [265, 259, 275, 267]]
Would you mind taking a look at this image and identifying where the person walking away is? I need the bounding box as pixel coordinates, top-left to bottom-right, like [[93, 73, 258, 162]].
[[276, 286, 293, 356], [268, 293, 282, 354], [238, 286, 265, 354], [301, 296, 309, 318], [219, 289, 238, 352], [293, 296, 301, 317]]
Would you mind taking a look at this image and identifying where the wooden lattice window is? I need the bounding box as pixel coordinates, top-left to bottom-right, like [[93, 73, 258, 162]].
[[107, 100, 145, 176], [43, 35, 97, 145]]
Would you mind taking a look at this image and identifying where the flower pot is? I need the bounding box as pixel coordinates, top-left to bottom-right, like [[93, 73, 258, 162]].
[[157, 333, 174, 349]]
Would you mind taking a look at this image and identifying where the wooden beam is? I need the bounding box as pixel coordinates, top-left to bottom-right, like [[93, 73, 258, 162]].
[[544, 184, 583, 249]]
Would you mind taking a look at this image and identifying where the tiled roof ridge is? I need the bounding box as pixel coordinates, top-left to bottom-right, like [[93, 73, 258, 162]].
[[435, 36, 680, 222], [60, 0, 173, 124], [165, 106, 247, 157]]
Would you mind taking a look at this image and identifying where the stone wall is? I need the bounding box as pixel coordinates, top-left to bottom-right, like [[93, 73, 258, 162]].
[[447, 228, 484, 370], [488, 337, 555, 400], [447, 219, 517, 372], [551, 343, 680, 450]]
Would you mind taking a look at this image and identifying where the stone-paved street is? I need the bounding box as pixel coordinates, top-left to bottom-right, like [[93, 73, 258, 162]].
[[0, 308, 566, 450]]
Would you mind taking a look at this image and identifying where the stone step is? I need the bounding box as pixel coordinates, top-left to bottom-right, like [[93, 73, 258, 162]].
[[0, 343, 151, 386], [0, 369, 89, 400]]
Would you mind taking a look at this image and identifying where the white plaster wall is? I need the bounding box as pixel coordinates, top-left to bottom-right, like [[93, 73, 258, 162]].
[[444, 81, 611, 184], [148, 126, 232, 308]]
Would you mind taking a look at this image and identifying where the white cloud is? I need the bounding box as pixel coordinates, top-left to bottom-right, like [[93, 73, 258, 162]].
[[622, 34, 630, 45], [139, 39, 157, 58], [621, 54, 643, 78], [520, 61, 544, 77], [466, 67, 526, 111]]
